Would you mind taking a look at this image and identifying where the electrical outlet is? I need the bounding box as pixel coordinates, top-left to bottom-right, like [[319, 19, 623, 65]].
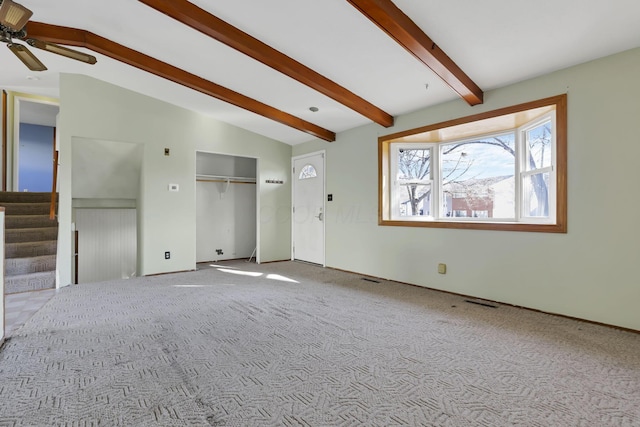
[[438, 263, 447, 274], [165, 251, 170, 260]]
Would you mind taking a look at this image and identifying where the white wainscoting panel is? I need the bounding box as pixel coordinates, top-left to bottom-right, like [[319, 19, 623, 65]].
[[75, 208, 137, 284]]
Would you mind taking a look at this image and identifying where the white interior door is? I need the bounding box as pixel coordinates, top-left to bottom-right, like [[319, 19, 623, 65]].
[[292, 152, 325, 265]]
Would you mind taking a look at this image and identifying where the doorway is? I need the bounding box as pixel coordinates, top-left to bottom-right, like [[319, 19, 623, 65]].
[[292, 151, 325, 266], [12, 97, 59, 192], [71, 137, 143, 284]]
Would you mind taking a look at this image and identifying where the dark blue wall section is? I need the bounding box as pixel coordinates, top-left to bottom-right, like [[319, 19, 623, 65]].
[[19, 123, 54, 192]]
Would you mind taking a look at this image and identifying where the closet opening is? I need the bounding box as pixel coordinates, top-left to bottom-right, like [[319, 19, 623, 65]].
[[196, 151, 257, 264]]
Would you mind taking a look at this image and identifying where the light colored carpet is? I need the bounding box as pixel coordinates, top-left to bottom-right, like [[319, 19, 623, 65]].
[[0, 261, 639, 426]]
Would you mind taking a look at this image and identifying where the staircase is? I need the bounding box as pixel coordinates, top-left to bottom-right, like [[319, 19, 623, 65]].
[[1, 192, 58, 294]]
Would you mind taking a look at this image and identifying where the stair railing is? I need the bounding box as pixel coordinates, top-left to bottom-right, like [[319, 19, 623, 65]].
[[50, 150, 59, 220]]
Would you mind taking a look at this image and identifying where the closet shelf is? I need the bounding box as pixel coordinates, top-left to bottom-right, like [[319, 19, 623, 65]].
[[196, 174, 256, 183]]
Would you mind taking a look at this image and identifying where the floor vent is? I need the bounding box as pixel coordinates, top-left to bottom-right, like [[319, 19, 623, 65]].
[[361, 277, 380, 283], [465, 299, 498, 308]]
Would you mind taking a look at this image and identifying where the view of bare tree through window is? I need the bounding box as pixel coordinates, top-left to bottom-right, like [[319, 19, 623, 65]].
[[523, 121, 552, 217], [395, 121, 552, 220], [396, 148, 432, 216], [381, 95, 565, 231], [396, 134, 516, 218], [441, 134, 515, 219]]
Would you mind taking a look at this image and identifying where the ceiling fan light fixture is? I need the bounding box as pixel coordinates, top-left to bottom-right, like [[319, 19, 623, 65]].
[[27, 38, 97, 64], [7, 42, 46, 71], [0, 0, 32, 31]]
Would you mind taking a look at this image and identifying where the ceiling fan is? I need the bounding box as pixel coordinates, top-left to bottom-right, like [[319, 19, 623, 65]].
[[0, 0, 96, 71]]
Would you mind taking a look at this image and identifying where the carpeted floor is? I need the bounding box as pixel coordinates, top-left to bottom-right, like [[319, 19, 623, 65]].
[[1, 261, 639, 426]]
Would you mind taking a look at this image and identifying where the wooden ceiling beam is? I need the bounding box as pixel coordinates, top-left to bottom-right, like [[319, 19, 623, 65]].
[[138, 0, 394, 127], [347, 0, 483, 106], [25, 21, 336, 142]]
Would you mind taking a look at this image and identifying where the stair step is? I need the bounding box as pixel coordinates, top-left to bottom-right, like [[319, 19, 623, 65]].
[[5, 254, 57, 276], [0, 191, 57, 203], [5, 214, 57, 229], [1, 202, 53, 215], [5, 227, 58, 243], [6, 240, 57, 258], [5, 271, 56, 294], [1, 192, 60, 294]]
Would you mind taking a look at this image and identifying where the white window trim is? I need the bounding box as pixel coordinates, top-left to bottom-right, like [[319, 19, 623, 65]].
[[518, 112, 556, 223], [391, 144, 435, 220], [388, 114, 556, 225]]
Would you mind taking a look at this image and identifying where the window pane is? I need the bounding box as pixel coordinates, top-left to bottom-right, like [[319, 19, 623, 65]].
[[299, 164, 317, 179], [526, 121, 552, 170], [397, 148, 431, 182], [398, 184, 431, 217], [441, 135, 516, 219], [523, 172, 550, 217], [395, 147, 432, 218]]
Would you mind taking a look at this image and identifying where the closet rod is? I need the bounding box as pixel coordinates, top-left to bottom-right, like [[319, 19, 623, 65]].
[[196, 178, 256, 184]]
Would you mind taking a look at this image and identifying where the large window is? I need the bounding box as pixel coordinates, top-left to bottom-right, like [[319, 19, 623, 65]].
[[379, 95, 567, 232]]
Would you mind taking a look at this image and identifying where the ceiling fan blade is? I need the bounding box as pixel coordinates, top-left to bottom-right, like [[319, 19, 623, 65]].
[[7, 42, 46, 71], [0, 0, 32, 31], [27, 38, 97, 64]]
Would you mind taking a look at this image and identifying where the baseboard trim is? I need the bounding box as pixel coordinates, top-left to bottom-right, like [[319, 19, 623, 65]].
[[197, 258, 253, 264], [257, 259, 290, 265], [144, 269, 196, 277]]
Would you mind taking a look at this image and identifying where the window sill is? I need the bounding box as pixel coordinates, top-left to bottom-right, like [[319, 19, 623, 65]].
[[379, 219, 566, 233]]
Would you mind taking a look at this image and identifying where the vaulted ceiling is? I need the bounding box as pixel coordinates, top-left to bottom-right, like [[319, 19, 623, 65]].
[[3, 0, 640, 144]]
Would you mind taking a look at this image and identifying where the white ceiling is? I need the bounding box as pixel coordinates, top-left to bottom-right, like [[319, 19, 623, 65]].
[[2, 0, 640, 145]]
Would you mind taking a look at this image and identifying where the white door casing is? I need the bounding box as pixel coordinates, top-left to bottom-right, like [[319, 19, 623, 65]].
[[292, 151, 325, 265]]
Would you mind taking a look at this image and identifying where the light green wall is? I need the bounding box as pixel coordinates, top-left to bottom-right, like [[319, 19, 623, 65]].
[[58, 74, 291, 285], [294, 47, 640, 330]]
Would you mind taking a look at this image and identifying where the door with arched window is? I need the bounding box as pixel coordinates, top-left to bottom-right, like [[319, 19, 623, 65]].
[[292, 151, 325, 265]]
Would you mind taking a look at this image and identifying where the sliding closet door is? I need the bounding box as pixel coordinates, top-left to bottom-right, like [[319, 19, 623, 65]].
[[75, 208, 137, 283]]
